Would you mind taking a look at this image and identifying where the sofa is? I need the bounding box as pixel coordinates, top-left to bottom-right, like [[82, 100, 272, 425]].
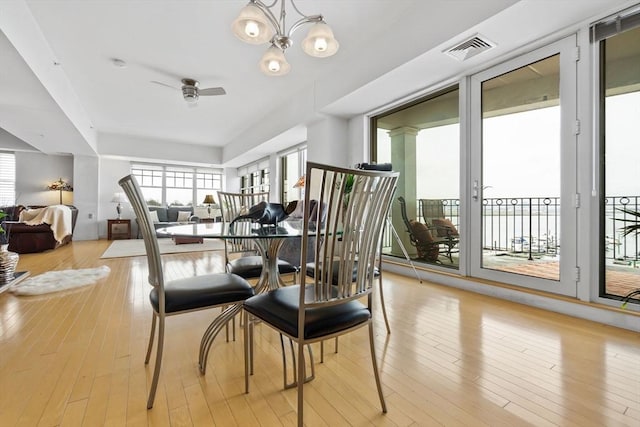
[[0, 205, 79, 254], [136, 206, 199, 238]]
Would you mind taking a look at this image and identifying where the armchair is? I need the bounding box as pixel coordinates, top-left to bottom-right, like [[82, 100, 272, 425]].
[[1, 205, 78, 254]]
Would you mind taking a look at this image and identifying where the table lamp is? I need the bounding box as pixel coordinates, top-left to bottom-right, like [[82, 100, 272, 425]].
[[111, 192, 128, 219], [202, 194, 215, 218], [47, 178, 73, 205]]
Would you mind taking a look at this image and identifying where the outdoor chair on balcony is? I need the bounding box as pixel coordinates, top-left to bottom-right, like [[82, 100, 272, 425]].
[[419, 198, 459, 262], [398, 196, 440, 262]]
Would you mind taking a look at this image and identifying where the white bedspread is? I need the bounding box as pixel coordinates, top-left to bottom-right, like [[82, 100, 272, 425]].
[[19, 205, 73, 243]]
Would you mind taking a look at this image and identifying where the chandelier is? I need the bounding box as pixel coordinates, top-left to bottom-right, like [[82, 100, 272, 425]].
[[232, 0, 339, 76]]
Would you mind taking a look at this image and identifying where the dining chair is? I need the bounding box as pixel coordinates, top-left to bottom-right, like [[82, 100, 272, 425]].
[[243, 162, 399, 426], [119, 175, 255, 409], [218, 191, 298, 282], [305, 239, 390, 362]]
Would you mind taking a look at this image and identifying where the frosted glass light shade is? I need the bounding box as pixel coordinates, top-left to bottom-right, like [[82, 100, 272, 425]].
[[301, 22, 339, 57], [231, 3, 274, 44], [259, 46, 291, 76]]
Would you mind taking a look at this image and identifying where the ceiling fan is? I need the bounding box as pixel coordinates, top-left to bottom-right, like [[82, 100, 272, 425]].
[[151, 78, 226, 104]]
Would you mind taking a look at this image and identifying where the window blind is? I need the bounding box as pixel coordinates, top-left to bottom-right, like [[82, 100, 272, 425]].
[[592, 6, 640, 42], [0, 152, 16, 205]]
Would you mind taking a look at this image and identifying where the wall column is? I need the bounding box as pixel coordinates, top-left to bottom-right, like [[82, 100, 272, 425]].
[[389, 126, 418, 257]]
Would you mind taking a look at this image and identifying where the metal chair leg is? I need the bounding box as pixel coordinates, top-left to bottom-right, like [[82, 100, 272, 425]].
[[244, 310, 251, 393], [378, 273, 391, 334], [369, 322, 387, 413], [147, 315, 165, 409], [145, 313, 157, 364], [281, 334, 315, 389]]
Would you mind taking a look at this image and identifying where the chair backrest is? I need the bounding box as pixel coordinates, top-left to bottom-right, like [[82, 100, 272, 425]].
[[218, 191, 269, 222], [119, 175, 166, 309], [217, 191, 269, 257], [300, 163, 398, 308], [420, 199, 445, 225], [398, 196, 414, 238]]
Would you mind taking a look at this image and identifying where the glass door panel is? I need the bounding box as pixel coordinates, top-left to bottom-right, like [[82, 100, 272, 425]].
[[482, 55, 560, 280], [600, 25, 640, 301], [470, 37, 577, 296]]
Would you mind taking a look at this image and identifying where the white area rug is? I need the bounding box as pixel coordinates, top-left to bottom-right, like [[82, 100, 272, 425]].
[[100, 238, 224, 259], [10, 266, 111, 296]]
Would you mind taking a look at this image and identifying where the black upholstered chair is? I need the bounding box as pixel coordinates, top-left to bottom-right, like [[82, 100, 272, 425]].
[[119, 175, 254, 409], [218, 191, 298, 281], [242, 162, 399, 426]]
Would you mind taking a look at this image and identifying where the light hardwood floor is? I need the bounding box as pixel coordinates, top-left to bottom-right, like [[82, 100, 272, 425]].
[[1, 240, 638, 426]]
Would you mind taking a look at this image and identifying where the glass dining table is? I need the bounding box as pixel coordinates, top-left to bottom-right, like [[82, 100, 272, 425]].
[[157, 219, 306, 293], [157, 219, 314, 385]]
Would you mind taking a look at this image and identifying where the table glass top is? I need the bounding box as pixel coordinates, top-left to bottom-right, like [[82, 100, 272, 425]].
[[156, 219, 309, 239]]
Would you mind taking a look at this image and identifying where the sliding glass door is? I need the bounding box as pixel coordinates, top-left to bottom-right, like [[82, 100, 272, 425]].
[[597, 18, 640, 301], [469, 36, 578, 296]]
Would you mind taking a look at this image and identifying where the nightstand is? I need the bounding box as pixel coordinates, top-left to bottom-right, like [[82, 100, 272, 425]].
[[108, 219, 131, 240]]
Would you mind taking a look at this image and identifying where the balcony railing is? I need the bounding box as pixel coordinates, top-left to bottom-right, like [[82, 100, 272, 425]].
[[605, 196, 640, 263], [481, 197, 559, 259], [385, 195, 639, 263]]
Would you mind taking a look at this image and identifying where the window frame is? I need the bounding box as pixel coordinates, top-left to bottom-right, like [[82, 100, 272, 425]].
[[131, 163, 222, 207]]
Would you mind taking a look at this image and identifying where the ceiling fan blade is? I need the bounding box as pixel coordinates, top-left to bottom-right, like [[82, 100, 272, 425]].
[[150, 80, 178, 90], [199, 87, 226, 96]]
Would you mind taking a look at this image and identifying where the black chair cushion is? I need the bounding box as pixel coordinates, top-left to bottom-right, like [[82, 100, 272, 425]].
[[243, 285, 370, 340], [228, 255, 298, 279], [150, 273, 254, 314], [305, 260, 380, 284]]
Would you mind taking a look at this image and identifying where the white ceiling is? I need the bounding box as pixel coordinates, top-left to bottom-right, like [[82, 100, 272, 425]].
[[0, 0, 634, 167]]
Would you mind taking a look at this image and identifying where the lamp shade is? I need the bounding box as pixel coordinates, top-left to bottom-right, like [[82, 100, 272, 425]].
[[293, 175, 305, 188], [232, 3, 274, 45], [202, 194, 215, 204], [111, 192, 128, 204], [301, 22, 339, 58], [47, 178, 73, 205], [259, 45, 291, 76]]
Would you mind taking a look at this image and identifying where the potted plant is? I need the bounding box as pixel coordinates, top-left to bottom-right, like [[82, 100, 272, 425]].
[[615, 208, 640, 308], [0, 210, 7, 246], [0, 209, 19, 285]]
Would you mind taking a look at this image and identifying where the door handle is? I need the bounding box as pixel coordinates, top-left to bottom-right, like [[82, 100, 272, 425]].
[[473, 180, 479, 201]]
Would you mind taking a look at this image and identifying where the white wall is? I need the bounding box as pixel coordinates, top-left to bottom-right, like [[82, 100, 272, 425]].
[[306, 115, 349, 167], [73, 155, 99, 241], [14, 151, 73, 206], [99, 157, 134, 239]]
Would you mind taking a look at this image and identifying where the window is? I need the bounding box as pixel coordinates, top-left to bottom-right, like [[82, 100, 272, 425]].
[[196, 171, 222, 207], [238, 158, 270, 194], [372, 88, 460, 270], [595, 8, 640, 301], [132, 164, 222, 206], [280, 145, 306, 203], [0, 152, 16, 205]]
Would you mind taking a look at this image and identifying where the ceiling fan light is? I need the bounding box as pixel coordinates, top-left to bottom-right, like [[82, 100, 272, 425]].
[[302, 22, 339, 58], [232, 3, 274, 45], [259, 46, 290, 76]]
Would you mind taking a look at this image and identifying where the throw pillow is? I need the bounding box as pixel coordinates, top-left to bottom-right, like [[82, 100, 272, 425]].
[[409, 219, 433, 243], [431, 218, 459, 237], [177, 211, 191, 223], [409, 219, 439, 261], [148, 210, 159, 223]]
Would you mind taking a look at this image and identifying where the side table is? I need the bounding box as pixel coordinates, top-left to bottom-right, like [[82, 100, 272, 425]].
[[108, 219, 131, 240]]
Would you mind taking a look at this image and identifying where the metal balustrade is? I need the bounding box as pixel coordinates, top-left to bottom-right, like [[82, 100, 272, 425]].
[[382, 195, 639, 264], [605, 196, 640, 264]]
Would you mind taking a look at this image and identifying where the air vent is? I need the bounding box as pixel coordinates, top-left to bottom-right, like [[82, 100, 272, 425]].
[[445, 35, 495, 61]]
